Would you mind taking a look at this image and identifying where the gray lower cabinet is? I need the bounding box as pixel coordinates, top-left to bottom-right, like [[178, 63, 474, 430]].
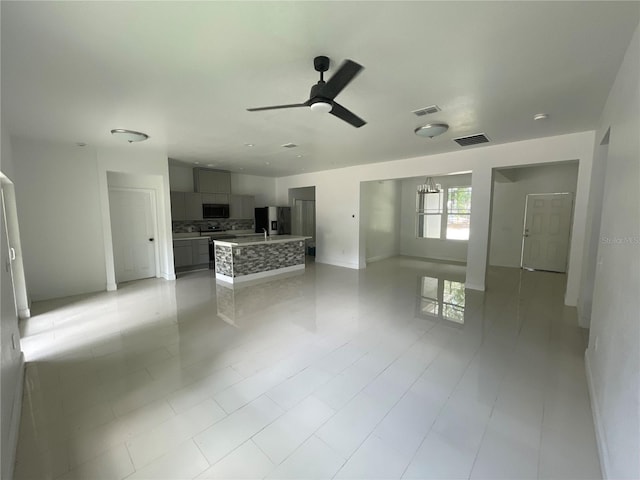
[[191, 239, 210, 265], [229, 194, 255, 219], [174, 239, 210, 268], [173, 240, 193, 267]]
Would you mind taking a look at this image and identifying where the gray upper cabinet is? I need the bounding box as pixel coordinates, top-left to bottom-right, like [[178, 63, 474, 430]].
[[193, 168, 231, 194], [229, 194, 255, 219], [170, 192, 186, 221], [202, 193, 229, 204], [184, 192, 203, 220]]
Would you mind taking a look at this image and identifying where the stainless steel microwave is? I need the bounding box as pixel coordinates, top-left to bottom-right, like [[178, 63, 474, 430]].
[[202, 203, 229, 219]]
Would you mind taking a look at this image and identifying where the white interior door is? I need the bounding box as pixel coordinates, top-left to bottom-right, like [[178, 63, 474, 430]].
[[522, 193, 573, 272], [109, 188, 157, 283]]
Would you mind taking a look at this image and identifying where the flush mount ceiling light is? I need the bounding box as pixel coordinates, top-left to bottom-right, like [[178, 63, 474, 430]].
[[414, 123, 449, 138], [534, 113, 549, 121], [110, 129, 149, 143]]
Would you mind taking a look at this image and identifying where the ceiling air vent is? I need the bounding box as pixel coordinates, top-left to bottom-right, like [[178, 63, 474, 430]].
[[412, 105, 441, 117], [281, 143, 298, 149], [453, 133, 490, 147]]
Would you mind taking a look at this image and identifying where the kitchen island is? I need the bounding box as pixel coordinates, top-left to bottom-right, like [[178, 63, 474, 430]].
[[213, 235, 311, 284]]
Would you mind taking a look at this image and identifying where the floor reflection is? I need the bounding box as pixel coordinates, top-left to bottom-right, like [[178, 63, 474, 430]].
[[417, 275, 467, 324], [14, 258, 598, 480], [216, 271, 310, 326]]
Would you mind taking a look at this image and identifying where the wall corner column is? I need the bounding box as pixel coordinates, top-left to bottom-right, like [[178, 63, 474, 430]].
[[465, 166, 493, 291]]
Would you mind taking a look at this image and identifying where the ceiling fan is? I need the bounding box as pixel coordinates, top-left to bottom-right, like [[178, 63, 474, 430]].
[[247, 56, 366, 128]]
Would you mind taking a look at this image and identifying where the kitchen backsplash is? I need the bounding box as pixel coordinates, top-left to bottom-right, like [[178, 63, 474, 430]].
[[173, 219, 254, 233]]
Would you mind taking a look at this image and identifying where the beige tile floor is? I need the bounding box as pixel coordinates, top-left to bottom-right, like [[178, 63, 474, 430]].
[[15, 257, 601, 479]]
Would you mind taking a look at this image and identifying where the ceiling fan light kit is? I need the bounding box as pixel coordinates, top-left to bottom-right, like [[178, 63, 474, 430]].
[[310, 101, 332, 113], [247, 56, 366, 128], [414, 123, 449, 139]]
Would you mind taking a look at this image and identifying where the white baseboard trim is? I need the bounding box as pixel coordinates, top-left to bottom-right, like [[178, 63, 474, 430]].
[[106, 282, 117, 291], [464, 282, 485, 291], [162, 272, 176, 281], [585, 349, 610, 478], [316, 258, 360, 269], [216, 264, 305, 284], [17, 307, 30, 320], [6, 354, 25, 480], [366, 253, 396, 264]]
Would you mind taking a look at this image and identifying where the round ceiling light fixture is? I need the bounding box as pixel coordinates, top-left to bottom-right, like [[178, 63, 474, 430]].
[[534, 113, 549, 121], [414, 123, 449, 138], [110, 129, 149, 143], [309, 100, 332, 113]]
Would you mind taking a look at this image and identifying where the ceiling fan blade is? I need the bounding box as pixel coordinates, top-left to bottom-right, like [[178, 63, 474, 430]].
[[247, 102, 309, 112], [320, 60, 363, 100], [330, 102, 366, 128]]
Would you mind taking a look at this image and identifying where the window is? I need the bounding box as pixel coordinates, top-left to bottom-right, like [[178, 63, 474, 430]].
[[446, 187, 472, 240], [416, 185, 472, 240], [416, 191, 443, 239]]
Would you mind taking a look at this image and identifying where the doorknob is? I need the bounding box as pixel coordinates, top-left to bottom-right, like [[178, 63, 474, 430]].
[[149, 238, 154, 242]]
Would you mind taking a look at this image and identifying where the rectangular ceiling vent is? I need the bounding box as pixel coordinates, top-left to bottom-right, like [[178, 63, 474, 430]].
[[412, 105, 441, 116], [281, 143, 298, 149], [453, 133, 490, 147]]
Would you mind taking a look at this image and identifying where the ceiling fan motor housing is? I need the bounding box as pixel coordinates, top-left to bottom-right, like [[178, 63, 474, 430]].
[[314, 56, 330, 72], [309, 83, 330, 103]]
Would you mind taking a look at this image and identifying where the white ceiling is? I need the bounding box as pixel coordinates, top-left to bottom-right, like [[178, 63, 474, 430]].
[[2, 2, 638, 177]]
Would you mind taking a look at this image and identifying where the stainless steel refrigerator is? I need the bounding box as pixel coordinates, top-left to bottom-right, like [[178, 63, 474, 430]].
[[254, 207, 291, 235]]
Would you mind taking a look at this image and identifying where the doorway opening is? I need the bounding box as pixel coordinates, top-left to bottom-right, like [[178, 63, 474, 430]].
[[488, 162, 578, 274], [288, 186, 316, 257], [578, 128, 610, 327], [108, 187, 159, 284], [521, 193, 574, 272], [104, 171, 169, 288]]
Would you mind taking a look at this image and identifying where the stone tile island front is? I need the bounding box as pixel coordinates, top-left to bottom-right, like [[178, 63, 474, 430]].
[[213, 235, 311, 284]]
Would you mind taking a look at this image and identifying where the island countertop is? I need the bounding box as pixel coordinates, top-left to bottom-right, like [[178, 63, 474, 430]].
[[212, 235, 311, 247]]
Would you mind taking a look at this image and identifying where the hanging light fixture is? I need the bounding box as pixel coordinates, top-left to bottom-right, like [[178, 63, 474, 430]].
[[417, 177, 441, 194]]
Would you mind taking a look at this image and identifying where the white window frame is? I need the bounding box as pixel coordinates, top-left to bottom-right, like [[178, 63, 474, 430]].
[[416, 185, 472, 241], [415, 191, 443, 239], [445, 186, 472, 241]]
